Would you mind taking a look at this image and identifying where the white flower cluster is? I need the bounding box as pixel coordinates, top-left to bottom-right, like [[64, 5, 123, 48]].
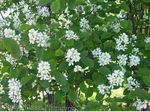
[[126, 76, 140, 91], [133, 98, 148, 111], [107, 70, 124, 88], [37, 61, 51, 81], [65, 30, 79, 40], [4, 28, 21, 42], [74, 65, 84, 72], [117, 54, 128, 66], [37, 6, 50, 17], [8, 78, 22, 103], [5, 54, 17, 66], [115, 33, 129, 51], [28, 29, 49, 48], [19, 1, 36, 25], [98, 52, 111, 66], [111, 22, 121, 33], [58, 8, 72, 29], [145, 37, 150, 43], [65, 48, 80, 66], [92, 48, 101, 58], [98, 84, 110, 95], [80, 17, 90, 31], [92, 48, 111, 66], [0, 84, 4, 94], [129, 55, 140, 67]]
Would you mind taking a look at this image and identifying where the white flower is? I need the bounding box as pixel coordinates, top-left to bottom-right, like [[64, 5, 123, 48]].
[[133, 98, 148, 111], [28, 29, 49, 47], [129, 55, 140, 67], [0, 84, 4, 94], [37, 61, 51, 80], [117, 54, 128, 66], [98, 52, 111, 66], [74, 65, 84, 72], [4, 28, 15, 38], [92, 48, 102, 58], [28, 29, 38, 44], [8, 78, 22, 103], [104, 0, 108, 3], [144, 37, 150, 43], [98, 84, 110, 95], [65, 30, 79, 40], [115, 33, 129, 51], [5, 54, 17, 66], [126, 76, 140, 91], [37, 6, 50, 17], [111, 22, 121, 33], [65, 48, 80, 66], [107, 70, 124, 88], [80, 17, 90, 31]]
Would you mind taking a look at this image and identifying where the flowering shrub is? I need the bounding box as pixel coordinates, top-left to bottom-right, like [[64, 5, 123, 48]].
[[0, 0, 150, 110]]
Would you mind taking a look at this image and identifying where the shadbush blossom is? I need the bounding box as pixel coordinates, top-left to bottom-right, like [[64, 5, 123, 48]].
[[107, 70, 124, 88], [129, 55, 140, 67], [133, 98, 148, 111], [98, 52, 111, 66], [126, 76, 140, 91], [8, 78, 22, 103], [65, 48, 80, 66], [37, 61, 51, 80], [115, 33, 129, 51], [98, 84, 110, 95], [65, 30, 79, 40]]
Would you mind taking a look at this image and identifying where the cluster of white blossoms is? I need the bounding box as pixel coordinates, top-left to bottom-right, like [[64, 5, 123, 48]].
[[117, 54, 128, 66], [80, 17, 90, 31], [74, 65, 84, 72], [115, 33, 129, 51], [129, 55, 140, 67], [5, 54, 17, 66], [4, 28, 21, 42], [111, 22, 121, 33], [92, 48, 101, 58], [37, 61, 51, 81], [8, 78, 22, 103], [98, 52, 111, 66], [36, 6, 50, 17], [133, 98, 148, 111], [65, 48, 80, 66], [28, 29, 49, 48], [19, 1, 36, 25], [107, 70, 124, 88], [92, 48, 111, 66], [65, 30, 79, 40], [98, 84, 110, 95], [0, 84, 4, 94], [126, 76, 140, 91], [144, 37, 150, 43]]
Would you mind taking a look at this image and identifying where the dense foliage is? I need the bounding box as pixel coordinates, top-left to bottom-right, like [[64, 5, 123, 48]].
[[0, 0, 150, 110]]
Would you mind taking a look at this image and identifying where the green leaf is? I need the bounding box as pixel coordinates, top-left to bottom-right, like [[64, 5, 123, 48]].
[[55, 49, 64, 57], [81, 57, 94, 68], [55, 90, 64, 102], [137, 67, 150, 76], [145, 43, 150, 50], [79, 82, 87, 93], [68, 0, 76, 9], [111, 103, 122, 111], [39, 80, 49, 89], [85, 102, 102, 111], [51, 0, 60, 12], [143, 76, 150, 86], [99, 66, 111, 75], [21, 75, 33, 86], [68, 90, 77, 102], [2, 38, 21, 59], [55, 72, 67, 85], [86, 87, 93, 98], [31, 101, 45, 110]]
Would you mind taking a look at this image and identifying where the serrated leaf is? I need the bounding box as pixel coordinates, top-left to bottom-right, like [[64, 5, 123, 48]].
[[51, 0, 60, 12]]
